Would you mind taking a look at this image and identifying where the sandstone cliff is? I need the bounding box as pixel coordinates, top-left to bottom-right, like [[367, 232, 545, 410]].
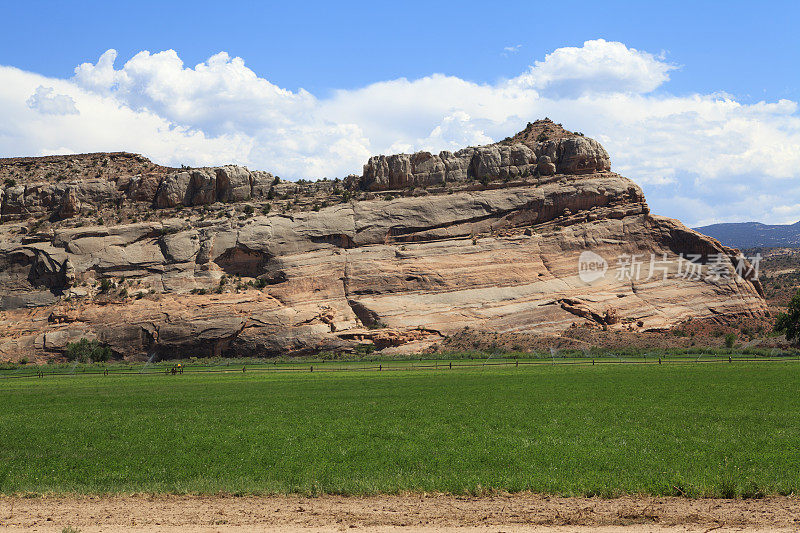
[[0, 119, 767, 361], [359, 120, 609, 191]]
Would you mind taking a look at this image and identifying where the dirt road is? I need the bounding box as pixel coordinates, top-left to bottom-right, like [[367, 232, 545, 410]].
[[2, 493, 799, 532]]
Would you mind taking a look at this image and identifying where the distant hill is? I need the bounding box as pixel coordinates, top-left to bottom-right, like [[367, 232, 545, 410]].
[[694, 221, 800, 249]]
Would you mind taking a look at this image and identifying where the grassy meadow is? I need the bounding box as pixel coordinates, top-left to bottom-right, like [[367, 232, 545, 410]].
[[1, 361, 799, 497]]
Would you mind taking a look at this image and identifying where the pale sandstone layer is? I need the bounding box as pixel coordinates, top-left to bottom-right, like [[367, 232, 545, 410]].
[[0, 120, 766, 360]]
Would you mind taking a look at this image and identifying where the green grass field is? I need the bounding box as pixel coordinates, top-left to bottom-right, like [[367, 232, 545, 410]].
[[1, 361, 799, 497]]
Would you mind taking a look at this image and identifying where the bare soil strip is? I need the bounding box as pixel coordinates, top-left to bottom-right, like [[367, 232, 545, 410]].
[[2, 493, 799, 532]]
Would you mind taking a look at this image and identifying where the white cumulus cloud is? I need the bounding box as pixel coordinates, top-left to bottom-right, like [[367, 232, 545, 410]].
[[26, 86, 79, 115], [511, 39, 676, 97], [0, 39, 798, 226], [73, 49, 317, 135]]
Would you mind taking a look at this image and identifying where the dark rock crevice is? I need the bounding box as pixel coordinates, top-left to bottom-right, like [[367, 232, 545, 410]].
[[213, 246, 273, 278]]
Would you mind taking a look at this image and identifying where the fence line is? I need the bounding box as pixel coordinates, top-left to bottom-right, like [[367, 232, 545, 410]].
[[1, 355, 799, 380]]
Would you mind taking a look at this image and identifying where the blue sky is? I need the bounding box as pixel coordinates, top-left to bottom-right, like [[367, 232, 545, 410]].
[[1, 0, 799, 226], [3, 0, 798, 102]]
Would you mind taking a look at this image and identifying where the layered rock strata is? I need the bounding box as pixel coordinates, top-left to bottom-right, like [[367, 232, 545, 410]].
[[0, 119, 766, 360]]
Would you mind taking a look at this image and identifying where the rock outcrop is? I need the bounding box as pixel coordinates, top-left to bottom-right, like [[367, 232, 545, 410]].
[[0, 119, 766, 361], [360, 120, 609, 191]]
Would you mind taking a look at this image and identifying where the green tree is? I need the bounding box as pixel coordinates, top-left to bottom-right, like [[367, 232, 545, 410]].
[[724, 333, 736, 349], [775, 289, 800, 342], [65, 338, 112, 362]]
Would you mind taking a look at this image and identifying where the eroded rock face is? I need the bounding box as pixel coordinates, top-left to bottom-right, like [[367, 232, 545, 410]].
[[556, 137, 610, 174], [0, 120, 766, 361], [57, 188, 81, 219], [360, 119, 610, 191], [215, 166, 253, 203], [0, 176, 766, 360], [1, 180, 120, 221], [155, 172, 192, 208], [151, 166, 277, 208]]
